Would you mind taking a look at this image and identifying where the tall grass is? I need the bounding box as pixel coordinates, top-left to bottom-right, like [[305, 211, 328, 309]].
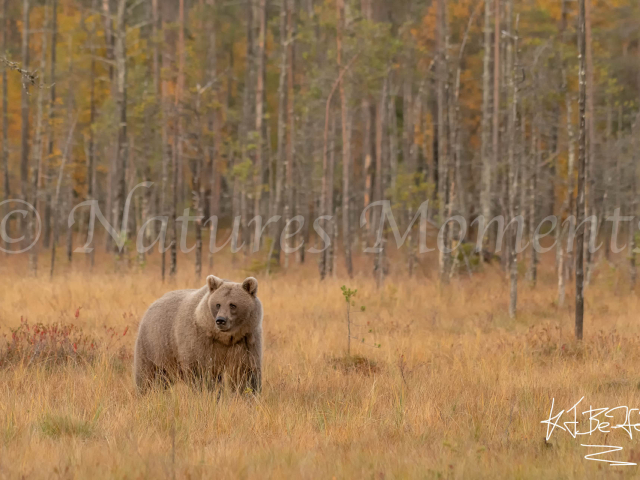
[[0, 249, 638, 478]]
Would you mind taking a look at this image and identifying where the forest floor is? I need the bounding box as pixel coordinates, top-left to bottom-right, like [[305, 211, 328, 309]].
[[0, 249, 639, 479]]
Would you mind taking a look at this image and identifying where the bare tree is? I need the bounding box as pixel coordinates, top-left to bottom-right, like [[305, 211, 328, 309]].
[[156, 0, 170, 282], [362, 97, 372, 238], [327, 116, 336, 277], [507, 11, 520, 318], [374, 74, 388, 287], [43, 0, 57, 249], [284, 0, 295, 269], [171, 0, 186, 277], [491, 0, 500, 252], [112, 0, 128, 263], [50, 117, 77, 278], [527, 122, 539, 286], [337, 0, 353, 278], [320, 106, 333, 280], [1, 0, 9, 253], [631, 112, 638, 288], [208, 0, 221, 269], [20, 0, 30, 241], [271, 0, 288, 268], [480, 0, 492, 259], [236, 3, 255, 259], [556, 0, 573, 306], [436, 0, 449, 284], [584, 0, 595, 284], [575, 0, 587, 340], [253, 0, 266, 226], [632, 28, 640, 288], [192, 86, 206, 280], [85, 0, 97, 270], [28, 0, 49, 276]]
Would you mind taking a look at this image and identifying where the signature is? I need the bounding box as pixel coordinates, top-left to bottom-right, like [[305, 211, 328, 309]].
[[541, 397, 639, 466]]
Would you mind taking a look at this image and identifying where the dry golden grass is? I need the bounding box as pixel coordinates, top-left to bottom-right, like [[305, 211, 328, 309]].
[[1, 248, 640, 478]]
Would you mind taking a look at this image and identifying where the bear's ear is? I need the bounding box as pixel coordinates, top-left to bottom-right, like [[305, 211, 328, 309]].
[[207, 275, 223, 292], [242, 277, 258, 296]]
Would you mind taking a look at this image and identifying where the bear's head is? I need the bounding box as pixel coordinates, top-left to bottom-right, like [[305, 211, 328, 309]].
[[200, 275, 261, 339]]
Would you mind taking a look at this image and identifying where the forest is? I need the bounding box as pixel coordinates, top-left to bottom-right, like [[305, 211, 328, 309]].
[[2, 0, 637, 301], [2, 1, 640, 477]]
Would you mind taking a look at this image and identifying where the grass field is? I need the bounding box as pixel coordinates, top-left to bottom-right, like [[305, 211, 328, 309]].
[[1, 248, 639, 479]]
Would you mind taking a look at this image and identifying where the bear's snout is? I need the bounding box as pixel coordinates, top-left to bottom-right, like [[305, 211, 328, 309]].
[[216, 316, 228, 328]]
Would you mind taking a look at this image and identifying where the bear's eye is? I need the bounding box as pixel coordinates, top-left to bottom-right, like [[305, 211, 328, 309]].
[[230, 304, 236, 310], [216, 304, 221, 309]]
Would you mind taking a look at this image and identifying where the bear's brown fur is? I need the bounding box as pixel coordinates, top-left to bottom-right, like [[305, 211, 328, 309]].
[[133, 275, 262, 394]]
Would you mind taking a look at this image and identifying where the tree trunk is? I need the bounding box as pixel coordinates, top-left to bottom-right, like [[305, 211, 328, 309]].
[[20, 0, 30, 243], [239, 2, 255, 258], [112, 0, 128, 264], [320, 110, 335, 280], [527, 125, 539, 286], [507, 11, 519, 319], [491, 0, 500, 255], [28, 2, 49, 276], [43, 0, 57, 249], [337, 0, 353, 278], [327, 117, 335, 277], [388, 88, 398, 193], [102, 0, 113, 254], [207, 0, 220, 269], [602, 96, 613, 263], [584, 0, 595, 282], [2, 0, 9, 253], [298, 116, 311, 265], [284, 0, 295, 269], [193, 91, 204, 280], [50, 118, 76, 278], [101, 0, 114, 80], [480, 0, 492, 258], [66, 178, 73, 263], [632, 27, 640, 289], [158, 0, 169, 282], [575, 0, 587, 340], [402, 58, 414, 174], [253, 0, 266, 229], [436, 0, 449, 284], [87, 0, 97, 270], [559, 93, 575, 306], [272, 0, 288, 267], [362, 97, 372, 239], [557, 1, 572, 302], [374, 77, 387, 228], [373, 74, 388, 288], [171, 0, 185, 277], [631, 114, 638, 289]]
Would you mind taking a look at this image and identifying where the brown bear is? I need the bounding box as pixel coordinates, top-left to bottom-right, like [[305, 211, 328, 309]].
[[133, 275, 262, 394]]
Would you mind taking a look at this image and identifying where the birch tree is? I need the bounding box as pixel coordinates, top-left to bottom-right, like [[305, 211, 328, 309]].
[[1, 0, 9, 253], [480, 0, 492, 259], [20, 0, 30, 242], [337, 0, 353, 278], [575, 0, 587, 340]]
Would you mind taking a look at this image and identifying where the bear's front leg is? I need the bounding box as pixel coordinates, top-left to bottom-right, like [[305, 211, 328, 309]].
[[134, 341, 156, 394], [247, 369, 261, 394], [245, 330, 262, 394]]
